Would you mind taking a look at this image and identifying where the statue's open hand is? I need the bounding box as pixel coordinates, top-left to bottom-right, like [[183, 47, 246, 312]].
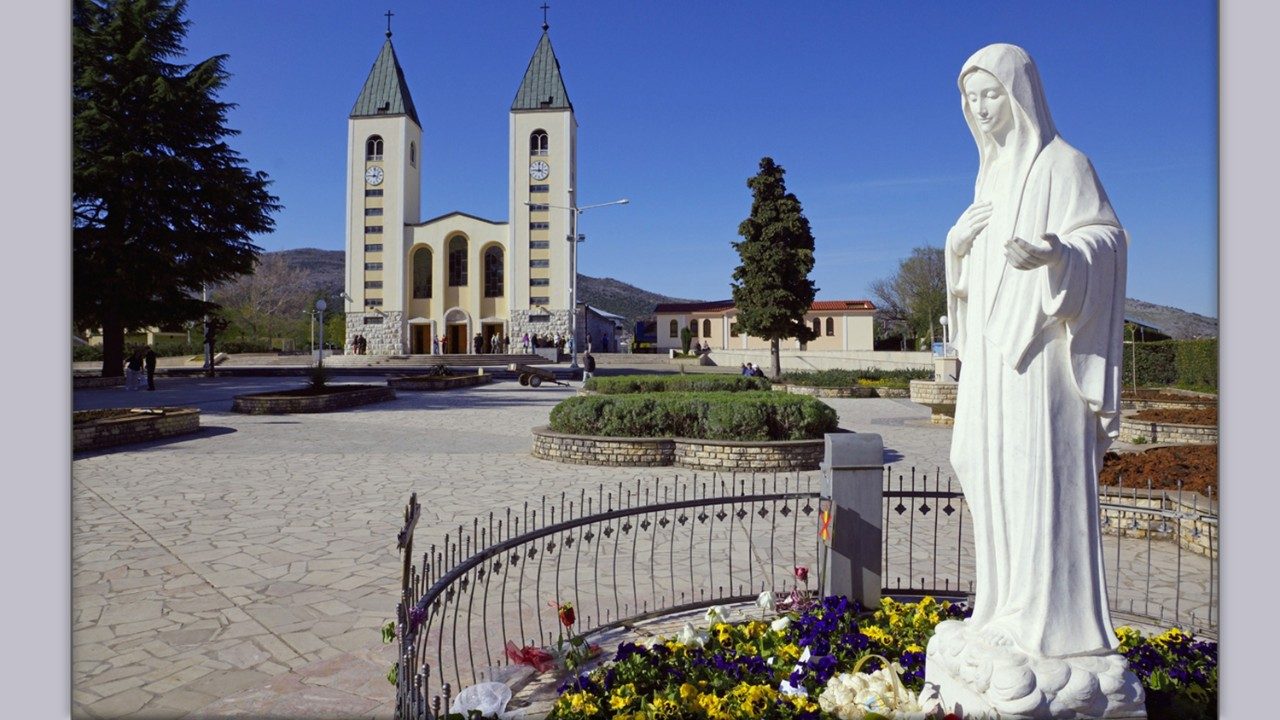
[[947, 201, 993, 257], [1005, 233, 1065, 270]]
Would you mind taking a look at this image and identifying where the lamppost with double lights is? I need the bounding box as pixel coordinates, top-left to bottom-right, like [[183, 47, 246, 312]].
[[525, 196, 629, 370]]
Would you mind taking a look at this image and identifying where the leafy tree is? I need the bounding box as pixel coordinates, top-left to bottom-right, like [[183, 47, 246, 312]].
[[731, 157, 818, 378], [214, 254, 314, 345], [73, 0, 280, 376], [868, 246, 946, 348]]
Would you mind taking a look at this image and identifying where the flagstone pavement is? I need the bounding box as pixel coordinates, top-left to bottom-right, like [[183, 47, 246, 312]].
[[71, 374, 1212, 718]]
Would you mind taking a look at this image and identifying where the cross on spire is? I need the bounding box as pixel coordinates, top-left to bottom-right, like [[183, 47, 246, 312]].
[[385, 9, 394, 38], [540, 3, 550, 31]]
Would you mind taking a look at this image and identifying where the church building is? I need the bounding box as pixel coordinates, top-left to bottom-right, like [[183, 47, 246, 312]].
[[343, 19, 580, 354]]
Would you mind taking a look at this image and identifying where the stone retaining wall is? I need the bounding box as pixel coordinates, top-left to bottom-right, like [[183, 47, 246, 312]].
[[775, 384, 910, 399], [73, 407, 200, 451], [1118, 417, 1217, 445], [909, 380, 959, 425], [1124, 399, 1216, 411], [387, 373, 491, 391], [231, 385, 395, 414], [74, 376, 125, 389], [531, 426, 826, 470], [1098, 486, 1217, 558]]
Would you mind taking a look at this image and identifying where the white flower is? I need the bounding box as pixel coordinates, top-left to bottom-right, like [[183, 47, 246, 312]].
[[770, 615, 792, 633], [637, 636, 662, 650], [818, 662, 925, 720], [778, 678, 808, 697], [756, 590, 776, 613], [704, 604, 734, 626], [449, 682, 512, 719], [676, 622, 708, 647]]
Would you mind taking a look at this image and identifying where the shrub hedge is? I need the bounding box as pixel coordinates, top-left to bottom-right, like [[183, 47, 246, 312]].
[[1120, 339, 1217, 392], [548, 391, 839, 441], [583, 374, 771, 394], [777, 368, 932, 389]]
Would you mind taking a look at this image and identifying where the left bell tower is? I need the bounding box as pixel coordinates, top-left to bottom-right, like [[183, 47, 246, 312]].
[[344, 25, 422, 355]]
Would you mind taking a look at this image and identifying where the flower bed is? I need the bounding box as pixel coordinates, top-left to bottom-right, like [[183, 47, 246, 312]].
[[73, 406, 200, 451], [531, 426, 825, 471], [230, 384, 394, 414], [583, 375, 771, 394], [387, 372, 491, 391], [531, 596, 1216, 720], [549, 392, 839, 442]]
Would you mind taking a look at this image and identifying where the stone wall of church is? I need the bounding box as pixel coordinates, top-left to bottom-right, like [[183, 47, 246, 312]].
[[509, 309, 572, 347], [346, 311, 405, 355]]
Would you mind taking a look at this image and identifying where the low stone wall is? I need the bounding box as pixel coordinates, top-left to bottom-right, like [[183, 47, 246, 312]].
[[231, 385, 395, 414], [909, 380, 958, 425], [775, 384, 909, 399], [74, 376, 125, 389], [387, 373, 491, 391], [1118, 417, 1217, 445], [531, 426, 826, 470], [73, 407, 200, 451], [1124, 399, 1216, 411], [1098, 486, 1217, 558]]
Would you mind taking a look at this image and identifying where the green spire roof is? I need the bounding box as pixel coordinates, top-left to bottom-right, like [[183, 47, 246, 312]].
[[511, 31, 573, 111], [351, 38, 420, 125]]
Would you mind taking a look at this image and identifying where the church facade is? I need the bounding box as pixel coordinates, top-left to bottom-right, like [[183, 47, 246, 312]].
[[343, 24, 580, 355]]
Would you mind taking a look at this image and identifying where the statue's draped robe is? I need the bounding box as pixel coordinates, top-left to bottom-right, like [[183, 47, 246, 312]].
[[946, 44, 1128, 658]]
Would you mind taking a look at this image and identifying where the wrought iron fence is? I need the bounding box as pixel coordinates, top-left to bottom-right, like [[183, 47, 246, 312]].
[[393, 466, 1218, 718]]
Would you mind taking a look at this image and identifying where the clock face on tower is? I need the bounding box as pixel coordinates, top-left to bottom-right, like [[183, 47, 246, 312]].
[[529, 160, 550, 181], [364, 166, 384, 186]]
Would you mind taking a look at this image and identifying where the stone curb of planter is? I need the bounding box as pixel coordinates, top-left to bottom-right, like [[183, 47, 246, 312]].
[[530, 426, 826, 471], [1097, 485, 1217, 558], [1118, 417, 1217, 445], [909, 380, 958, 425], [73, 375, 126, 389], [773, 383, 910, 399], [387, 373, 492, 391], [230, 385, 395, 414], [1122, 398, 1217, 411], [73, 407, 200, 451]]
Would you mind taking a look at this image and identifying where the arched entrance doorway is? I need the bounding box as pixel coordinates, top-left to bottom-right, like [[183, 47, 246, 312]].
[[443, 307, 470, 355], [408, 317, 435, 354]]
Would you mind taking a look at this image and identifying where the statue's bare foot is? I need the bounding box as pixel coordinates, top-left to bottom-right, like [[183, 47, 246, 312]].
[[980, 621, 1016, 648]]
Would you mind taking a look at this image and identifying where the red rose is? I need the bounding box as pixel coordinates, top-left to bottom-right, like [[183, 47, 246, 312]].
[[794, 566, 809, 583], [558, 602, 575, 628]]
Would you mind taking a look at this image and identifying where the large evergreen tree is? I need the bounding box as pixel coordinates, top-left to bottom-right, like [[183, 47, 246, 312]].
[[731, 157, 818, 378], [73, 0, 280, 376]]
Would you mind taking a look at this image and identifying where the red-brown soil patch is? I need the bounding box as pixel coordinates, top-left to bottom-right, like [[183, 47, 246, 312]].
[[1100, 445, 1217, 495], [1130, 407, 1217, 425]]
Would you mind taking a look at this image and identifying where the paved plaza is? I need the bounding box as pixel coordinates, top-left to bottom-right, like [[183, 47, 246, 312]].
[[72, 373, 1213, 718]]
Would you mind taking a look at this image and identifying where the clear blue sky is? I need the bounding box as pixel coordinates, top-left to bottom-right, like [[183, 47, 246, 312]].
[[178, 0, 1218, 317]]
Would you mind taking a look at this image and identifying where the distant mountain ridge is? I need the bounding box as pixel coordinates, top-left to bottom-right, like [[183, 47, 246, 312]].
[[260, 249, 1216, 338]]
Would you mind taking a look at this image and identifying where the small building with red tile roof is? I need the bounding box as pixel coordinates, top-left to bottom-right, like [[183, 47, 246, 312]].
[[653, 299, 877, 353]]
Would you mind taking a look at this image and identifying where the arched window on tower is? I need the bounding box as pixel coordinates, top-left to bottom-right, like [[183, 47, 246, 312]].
[[365, 135, 384, 161], [702, 319, 711, 338], [669, 320, 679, 338], [448, 236, 468, 286], [413, 248, 432, 298], [409, 141, 416, 167], [825, 317, 835, 336], [484, 246, 504, 297], [530, 130, 549, 156]]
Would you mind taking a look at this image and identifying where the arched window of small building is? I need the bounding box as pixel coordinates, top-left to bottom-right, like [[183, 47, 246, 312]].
[[484, 246, 504, 297], [811, 318, 821, 335], [825, 317, 835, 336], [669, 320, 678, 338], [689, 320, 698, 338], [366, 135, 384, 161], [412, 248, 432, 298], [409, 141, 416, 166], [448, 236, 468, 286], [702, 319, 711, 338], [530, 130, 549, 156]]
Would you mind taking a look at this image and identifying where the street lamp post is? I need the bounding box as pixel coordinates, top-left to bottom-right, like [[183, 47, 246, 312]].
[[939, 315, 949, 355], [315, 299, 327, 367], [525, 197, 629, 370]]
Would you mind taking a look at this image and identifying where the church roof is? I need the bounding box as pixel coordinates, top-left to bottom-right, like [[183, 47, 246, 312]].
[[351, 38, 420, 125], [511, 31, 573, 111]]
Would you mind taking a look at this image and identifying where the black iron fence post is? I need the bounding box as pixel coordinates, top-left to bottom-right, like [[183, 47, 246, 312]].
[[821, 433, 884, 609]]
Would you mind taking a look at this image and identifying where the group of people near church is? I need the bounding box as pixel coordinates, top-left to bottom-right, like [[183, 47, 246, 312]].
[[124, 346, 158, 391], [740, 362, 766, 378]]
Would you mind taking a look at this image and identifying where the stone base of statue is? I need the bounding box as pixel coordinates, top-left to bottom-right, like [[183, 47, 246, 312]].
[[924, 620, 1146, 718]]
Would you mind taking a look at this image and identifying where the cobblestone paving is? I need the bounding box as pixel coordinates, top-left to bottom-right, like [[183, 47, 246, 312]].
[[72, 376, 1215, 718]]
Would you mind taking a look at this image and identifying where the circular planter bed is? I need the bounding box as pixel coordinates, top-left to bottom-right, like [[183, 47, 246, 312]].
[[231, 384, 394, 414], [774, 383, 911, 399], [1101, 444, 1217, 495], [908, 380, 958, 425], [73, 406, 200, 451], [1119, 408, 1217, 445], [388, 372, 491, 391], [531, 426, 827, 470], [1122, 390, 1217, 412]]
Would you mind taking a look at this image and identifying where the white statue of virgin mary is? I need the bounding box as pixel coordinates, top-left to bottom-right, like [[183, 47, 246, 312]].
[[924, 44, 1145, 718]]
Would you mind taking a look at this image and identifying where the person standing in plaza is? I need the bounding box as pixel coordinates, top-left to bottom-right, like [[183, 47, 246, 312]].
[[582, 350, 596, 383], [125, 348, 143, 390], [144, 345, 157, 391], [432, 334, 440, 355]]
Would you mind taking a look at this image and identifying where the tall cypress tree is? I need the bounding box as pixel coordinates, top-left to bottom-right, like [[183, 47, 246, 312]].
[[73, 0, 280, 376], [731, 157, 818, 378]]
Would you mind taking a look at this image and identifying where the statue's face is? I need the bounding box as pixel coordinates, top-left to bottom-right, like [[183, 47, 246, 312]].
[[963, 70, 1012, 136]]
